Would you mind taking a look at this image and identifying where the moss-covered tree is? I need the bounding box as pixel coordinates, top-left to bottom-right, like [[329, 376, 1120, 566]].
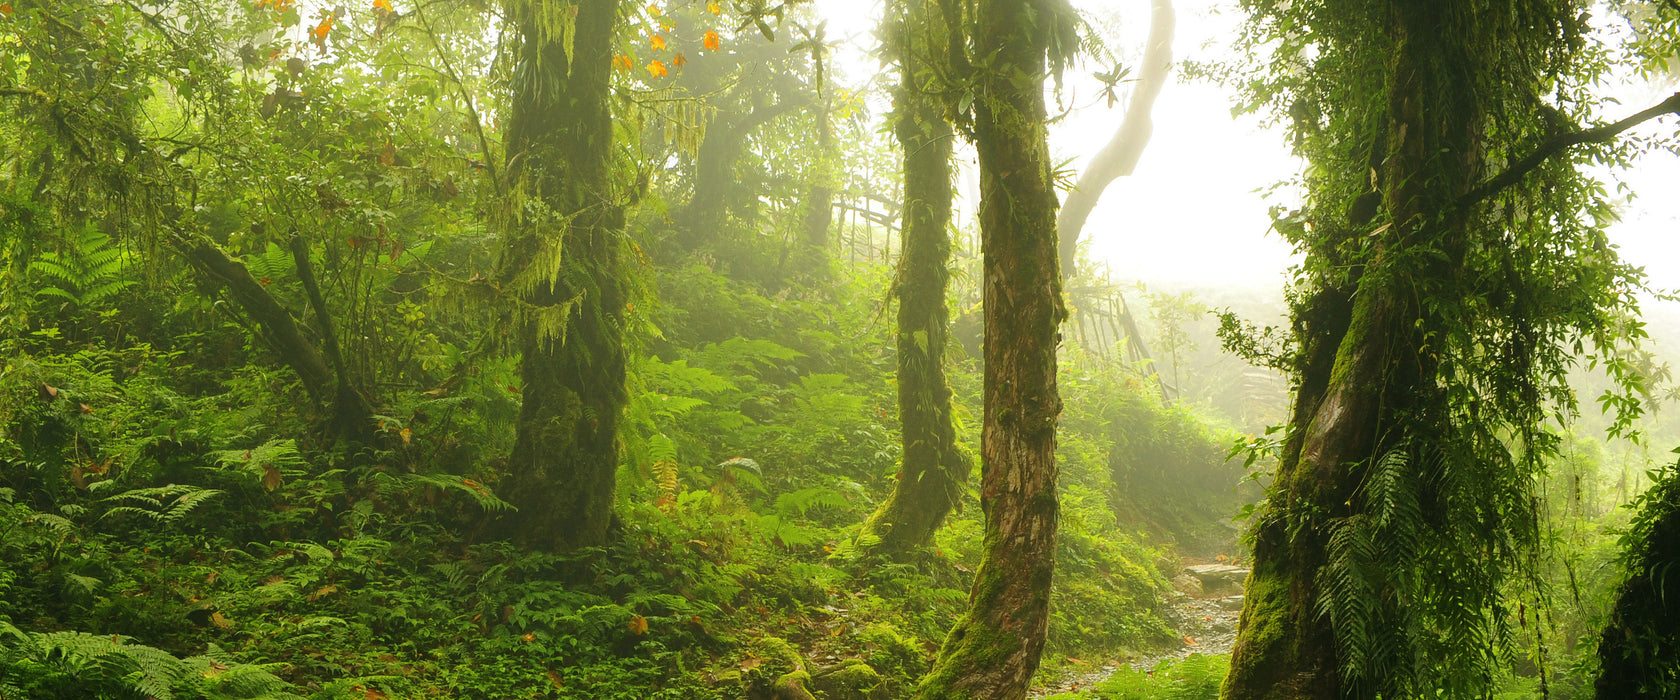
[[1221, 1, 1673, 697], [913, 0, 1070, 695], [1595, 462, 1680, 697], [857, 0, 969, 561], [496, 0, 628, 551]]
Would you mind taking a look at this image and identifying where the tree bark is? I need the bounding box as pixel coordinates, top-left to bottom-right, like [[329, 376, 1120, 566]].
[[858, 0, 969, 561], [914, 0, 1066, 695], [1054, 0, 1174, 280], [495, 0, 627, 552]]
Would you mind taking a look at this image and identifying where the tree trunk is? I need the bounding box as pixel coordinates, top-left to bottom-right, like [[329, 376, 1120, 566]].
[[495, 0, 627, 552], [176, 236, 333, 407], [289, 234, 375, 444], [1054, 0, 1173, 280], [914, 0, 1066, 695], [858, 0, 969, 561]]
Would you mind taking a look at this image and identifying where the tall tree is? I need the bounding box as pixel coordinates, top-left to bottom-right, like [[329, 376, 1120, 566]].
[[1055, 0, 1174, 279], [496, 0, 628, 551], [857, 0, 969, 560], [1222, 1, 1667, 698], [914, 0, 1070, 695]]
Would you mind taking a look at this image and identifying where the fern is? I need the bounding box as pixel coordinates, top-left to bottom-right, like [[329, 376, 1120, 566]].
[[0, 623, 298, 699], [28, 225, 132, 308], [100, 484, 224, 524], [401, 472, 516, 512]]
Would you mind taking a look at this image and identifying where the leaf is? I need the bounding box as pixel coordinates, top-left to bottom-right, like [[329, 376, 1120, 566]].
[[703, 30, 721, 52], [627, 615, 649, 635], [646, 60, 669, 78], [262, 464, 283, 491], [650, 34, 666, 51]]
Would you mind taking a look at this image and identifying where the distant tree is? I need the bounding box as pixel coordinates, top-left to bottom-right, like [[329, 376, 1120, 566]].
[[857, 0, 970, 560], [1055, 0, 1174, 280], [495, 0, 629, 551], [913, 0, 1071, 695]]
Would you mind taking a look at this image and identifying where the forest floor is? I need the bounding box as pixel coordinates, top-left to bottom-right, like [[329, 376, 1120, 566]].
[[1032, 560, 1247, 697]]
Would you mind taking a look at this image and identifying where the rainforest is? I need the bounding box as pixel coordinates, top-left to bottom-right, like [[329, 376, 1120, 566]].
[[1, 0, 1679, 698]]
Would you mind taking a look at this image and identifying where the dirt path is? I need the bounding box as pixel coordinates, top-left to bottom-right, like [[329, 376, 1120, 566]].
[[1032, 564, 1247, 697]]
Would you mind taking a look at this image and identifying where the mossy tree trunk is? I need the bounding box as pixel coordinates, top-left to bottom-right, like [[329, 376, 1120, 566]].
[[495, 0, 627, 552], [913, 0, 1066, 695], [1224, 2, 1483, 697], [857, 0, 968, 561]]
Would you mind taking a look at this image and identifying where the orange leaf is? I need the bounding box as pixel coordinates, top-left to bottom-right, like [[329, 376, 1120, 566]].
[[627, 615, 649, 635], [650, 34, 666, 51], [311, 15, 334, 42], [372, 0, 393, 11], [399, 427, 412, 445], [545, 669, 564, 690], [0, 4, 12, 15], [614, 54, 633, 72], [521, 632, 536, 643], [672, 53, 687, 69], [210, 612, 233, 630], [702, 30, 721, 52]]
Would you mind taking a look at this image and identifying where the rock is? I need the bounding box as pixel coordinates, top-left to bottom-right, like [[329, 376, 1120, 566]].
[[1185, 564, 1250, 595], [1171, 573, 1204, 597], [1219, 595, 1245, 611]]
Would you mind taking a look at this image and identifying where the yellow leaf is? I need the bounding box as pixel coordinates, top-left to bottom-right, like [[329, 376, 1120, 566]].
[[399, 428, 412, 445], [627, 615, 649, 635], [707, 0, 721, 14], [650, 34, 666, 51], [646, 60, 668, 78]]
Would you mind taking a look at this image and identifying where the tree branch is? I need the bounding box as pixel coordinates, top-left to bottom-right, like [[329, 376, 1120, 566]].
[[1456, 92, 1680, 211]]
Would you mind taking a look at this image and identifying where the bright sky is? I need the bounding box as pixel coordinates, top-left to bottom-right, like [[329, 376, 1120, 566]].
[[812, 0, 1680, 297]]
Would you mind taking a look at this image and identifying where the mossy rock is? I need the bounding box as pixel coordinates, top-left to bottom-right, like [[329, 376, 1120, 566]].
[[734, 635, 808, 700], [811, 661, 882, 700]]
